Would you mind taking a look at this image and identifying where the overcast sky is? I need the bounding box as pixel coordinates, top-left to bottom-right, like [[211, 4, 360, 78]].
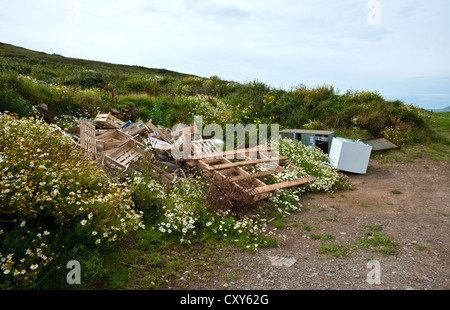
[[1, 0, 449, 109]]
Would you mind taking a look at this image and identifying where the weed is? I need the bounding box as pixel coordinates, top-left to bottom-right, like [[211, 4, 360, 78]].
[[272, 220, 286, 229], [362, 225, 383, 231], [391, 190, 402, 194], [359, 231, 398, 256], [310, 234, 322, 240], [310, 234, 335, 240], [415, 245, 429, 251], [325, 215, 338, 222], [318, 243, 352, 258]]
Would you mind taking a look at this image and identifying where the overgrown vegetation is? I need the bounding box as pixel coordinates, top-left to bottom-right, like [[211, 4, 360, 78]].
[[1, 42, 448, 289], [1, 42, 448, 147]]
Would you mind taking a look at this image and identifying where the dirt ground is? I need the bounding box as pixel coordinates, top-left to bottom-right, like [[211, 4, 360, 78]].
[[171, 155, 450, 291]]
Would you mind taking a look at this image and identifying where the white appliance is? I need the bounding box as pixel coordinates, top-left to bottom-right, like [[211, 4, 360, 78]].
[[329, 137, 372, 174]]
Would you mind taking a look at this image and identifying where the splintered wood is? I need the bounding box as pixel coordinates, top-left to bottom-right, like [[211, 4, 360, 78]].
[[187, 143, 316, 201]]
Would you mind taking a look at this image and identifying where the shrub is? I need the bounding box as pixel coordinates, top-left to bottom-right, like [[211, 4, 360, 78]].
[[0, 88, 31, 117], [0, 114, 144, 289]]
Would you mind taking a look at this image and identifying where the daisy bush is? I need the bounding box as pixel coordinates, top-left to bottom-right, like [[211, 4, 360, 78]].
[[128, 170, 270, 252], [277, 138, 350, 193], [0, 113, 144, 289]]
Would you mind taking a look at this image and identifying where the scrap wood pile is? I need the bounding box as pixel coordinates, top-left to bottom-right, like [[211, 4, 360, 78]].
[[66, 112, 178, 187], [66, 112, 316, 206]]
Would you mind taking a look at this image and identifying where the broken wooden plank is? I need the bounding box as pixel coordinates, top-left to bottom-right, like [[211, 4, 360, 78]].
[[120, 120, 147, 136]]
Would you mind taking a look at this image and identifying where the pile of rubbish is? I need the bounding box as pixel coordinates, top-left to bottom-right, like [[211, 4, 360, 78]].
[[66, 112, 316, 203], [66, 112, 188, 187]]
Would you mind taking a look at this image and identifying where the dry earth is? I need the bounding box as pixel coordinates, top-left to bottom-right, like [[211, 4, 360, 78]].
[[170, 156, 450, 291]]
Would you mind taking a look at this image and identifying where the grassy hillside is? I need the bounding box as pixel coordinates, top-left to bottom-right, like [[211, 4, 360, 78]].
[[1, 42, 448, 148]]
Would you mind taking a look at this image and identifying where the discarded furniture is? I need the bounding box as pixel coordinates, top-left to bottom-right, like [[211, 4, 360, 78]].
[[329, 137, 372, 174]]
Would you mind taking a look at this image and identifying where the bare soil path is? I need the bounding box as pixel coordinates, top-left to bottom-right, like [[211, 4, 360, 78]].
[[173, 156, 450, 290]]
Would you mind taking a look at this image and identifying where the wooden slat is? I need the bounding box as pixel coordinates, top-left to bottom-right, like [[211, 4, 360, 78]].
[[228, 169, 279, 182], [191, 146, 273, 160], [145, 119, 171, 143], [248, 176, 316, 196], [208, 156, 288, 171], [79, 120, 97, 155]]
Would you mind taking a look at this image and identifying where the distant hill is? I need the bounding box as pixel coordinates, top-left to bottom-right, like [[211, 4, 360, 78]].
[[429, 106, 450, 113], [0, 41, 191, 78]]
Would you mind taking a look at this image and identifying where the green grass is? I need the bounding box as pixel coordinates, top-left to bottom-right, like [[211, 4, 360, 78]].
[[318, 243, 352, 258], [2, 41, 448, 147], [358, 225, 398, 256], [415, 244, 429, 251]]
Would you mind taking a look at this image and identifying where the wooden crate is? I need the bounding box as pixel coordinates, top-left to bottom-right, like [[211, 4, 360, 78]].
[[94, 113, 126, 129], [121, 120, 148, 137], [96, 129, 134, 152], [145, 119, 171, 143], [104, 141, 145, 171], [79, 120, 97, 156]]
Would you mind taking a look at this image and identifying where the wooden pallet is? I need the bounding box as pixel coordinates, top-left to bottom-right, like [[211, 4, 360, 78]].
[[187, 144, 316, 201]]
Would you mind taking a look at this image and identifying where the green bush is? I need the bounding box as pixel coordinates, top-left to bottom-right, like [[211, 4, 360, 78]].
[[0, 88, 31, 117], [64, 70, 106, 89], [0, 114, 145, 289]]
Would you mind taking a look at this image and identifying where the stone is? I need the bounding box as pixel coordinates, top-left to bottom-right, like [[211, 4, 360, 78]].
[[267, 256, 297, 267]]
